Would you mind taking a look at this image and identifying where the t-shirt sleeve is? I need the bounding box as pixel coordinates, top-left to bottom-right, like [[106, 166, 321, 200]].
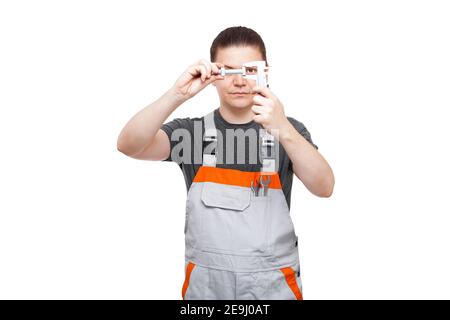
[[287, 117, 319, 150], [160, 117, 193, 162]]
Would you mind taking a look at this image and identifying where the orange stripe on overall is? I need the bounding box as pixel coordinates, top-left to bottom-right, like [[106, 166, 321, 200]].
[[193, 166, 281, 189]]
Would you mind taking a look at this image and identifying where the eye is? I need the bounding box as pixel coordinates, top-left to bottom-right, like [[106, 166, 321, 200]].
[[246, 67, 257, 74]]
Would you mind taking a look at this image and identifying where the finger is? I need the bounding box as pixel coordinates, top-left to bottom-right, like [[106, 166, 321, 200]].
[[251, 105, 267, 114], [211, 63, 221, 75], [204, 74, 224, 85], [212, 62, 224, 74], [251, 85, 274, 99], [187, 64, 200, 77], [199, 59, 212, 79], [187, 63, 206, 79], [253, 94, 271, 106], [196, 64, 208, 82], [253, 113, 265, 124]]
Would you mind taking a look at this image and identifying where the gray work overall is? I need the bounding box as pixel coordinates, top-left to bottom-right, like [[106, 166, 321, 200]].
[[182, 111, 303, 300]]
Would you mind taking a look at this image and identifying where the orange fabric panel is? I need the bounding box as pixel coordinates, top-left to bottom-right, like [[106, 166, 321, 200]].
[[280, 267, 303, 300], [182, 262, 196, 300], [193, 166, 282, 189]]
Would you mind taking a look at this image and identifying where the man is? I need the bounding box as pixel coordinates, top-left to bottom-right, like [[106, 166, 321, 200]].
[[117, 26, 334, 300]]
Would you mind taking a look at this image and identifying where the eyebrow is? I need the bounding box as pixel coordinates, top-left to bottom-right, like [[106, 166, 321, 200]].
[[224, 64, 241, 69]]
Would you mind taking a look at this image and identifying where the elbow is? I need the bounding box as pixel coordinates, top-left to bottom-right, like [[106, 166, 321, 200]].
[[318, 184, 334, 198], [117, 142, 126, 155], [117, 134, 135, 156], [116, 136, 127, 154], [316, 171, 335, 198]]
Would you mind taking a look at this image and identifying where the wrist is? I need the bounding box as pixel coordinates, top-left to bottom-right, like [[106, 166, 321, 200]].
[[165, 87, 188, 108], [277, 119, 298, 143]]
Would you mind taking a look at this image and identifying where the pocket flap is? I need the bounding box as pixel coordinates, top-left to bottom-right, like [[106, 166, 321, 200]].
[[201, 182, 250, 211]]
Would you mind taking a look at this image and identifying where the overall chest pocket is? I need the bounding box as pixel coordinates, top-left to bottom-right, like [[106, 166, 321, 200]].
[[201, 182, 251, 211], [200, 182, 270, 256]]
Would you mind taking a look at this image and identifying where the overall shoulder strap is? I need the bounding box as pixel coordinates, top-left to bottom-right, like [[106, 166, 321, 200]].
[[202, 111, 217, 167], [260, 129, 278, 174]]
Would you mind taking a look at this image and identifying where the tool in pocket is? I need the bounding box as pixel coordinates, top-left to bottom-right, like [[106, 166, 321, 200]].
[[250, 175, 271, 197], [259, 175, 271, 197]]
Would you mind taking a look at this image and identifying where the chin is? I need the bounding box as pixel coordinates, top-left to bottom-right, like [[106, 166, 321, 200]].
[[225, 99, 253, 109]]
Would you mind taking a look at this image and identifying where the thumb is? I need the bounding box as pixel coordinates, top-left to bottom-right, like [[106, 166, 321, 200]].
[[203, 74, 224, 86]]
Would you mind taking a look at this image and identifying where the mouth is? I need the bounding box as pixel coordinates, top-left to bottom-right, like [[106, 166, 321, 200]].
[[229, 92, 250, 95]]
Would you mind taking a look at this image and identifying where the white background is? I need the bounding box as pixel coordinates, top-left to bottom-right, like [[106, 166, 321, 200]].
[[1, 0, 449, 299]]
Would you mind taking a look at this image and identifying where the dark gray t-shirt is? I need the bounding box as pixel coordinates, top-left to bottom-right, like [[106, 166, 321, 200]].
[[161, 108, 318, 209]]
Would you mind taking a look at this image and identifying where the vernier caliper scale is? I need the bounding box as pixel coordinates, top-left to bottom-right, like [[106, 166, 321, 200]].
[[218, 60, 269, 88]]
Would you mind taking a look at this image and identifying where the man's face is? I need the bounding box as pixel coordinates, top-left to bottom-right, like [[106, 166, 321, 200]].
[[213, 46, 265, 110]]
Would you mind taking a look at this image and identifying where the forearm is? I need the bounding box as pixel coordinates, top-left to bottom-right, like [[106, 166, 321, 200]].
[[117, 87, 186, 156], [278, 120, 335, 197]]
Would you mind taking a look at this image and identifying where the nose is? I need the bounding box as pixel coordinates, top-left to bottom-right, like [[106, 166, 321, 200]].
[[232, 73, 246, 87]]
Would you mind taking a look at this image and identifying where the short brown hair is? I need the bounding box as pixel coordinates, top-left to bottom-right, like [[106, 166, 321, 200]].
[[210, 26, 267, 63]]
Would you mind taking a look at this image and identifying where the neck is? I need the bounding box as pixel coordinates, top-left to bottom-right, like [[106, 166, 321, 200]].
[[218, 104, 254, 124]]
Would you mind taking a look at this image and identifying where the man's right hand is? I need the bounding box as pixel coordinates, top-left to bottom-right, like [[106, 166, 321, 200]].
[[118, 60, 225, 160], [172, 59, 225, 101]]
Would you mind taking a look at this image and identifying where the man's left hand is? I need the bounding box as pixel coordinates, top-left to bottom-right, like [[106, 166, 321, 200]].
[[251, 86, 289, 135]]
